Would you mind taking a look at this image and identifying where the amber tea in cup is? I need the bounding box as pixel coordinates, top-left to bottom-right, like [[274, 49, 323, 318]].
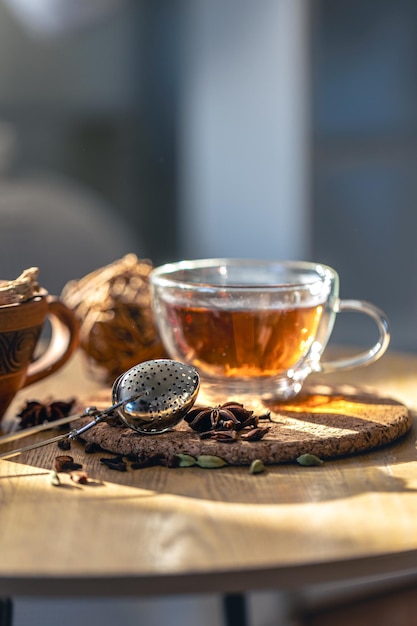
[[150, 259, 390, 401]]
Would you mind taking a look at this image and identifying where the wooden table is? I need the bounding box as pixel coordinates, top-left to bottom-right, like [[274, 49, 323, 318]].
[[1, 349, 417, 598]]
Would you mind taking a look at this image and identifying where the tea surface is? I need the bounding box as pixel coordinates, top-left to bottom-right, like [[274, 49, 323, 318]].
[[166, 303, 324, 378]]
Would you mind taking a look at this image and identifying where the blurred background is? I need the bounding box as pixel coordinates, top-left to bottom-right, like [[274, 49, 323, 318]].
[[0, 0, 416, 354], [1, 2, 416, 625]]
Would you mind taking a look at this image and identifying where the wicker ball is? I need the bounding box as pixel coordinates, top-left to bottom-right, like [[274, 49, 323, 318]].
[[61, 254, 165, 382]]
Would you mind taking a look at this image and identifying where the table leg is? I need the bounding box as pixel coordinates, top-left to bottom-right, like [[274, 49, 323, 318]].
[[223, 593, 248, 626], [0, 599, 12, 626]]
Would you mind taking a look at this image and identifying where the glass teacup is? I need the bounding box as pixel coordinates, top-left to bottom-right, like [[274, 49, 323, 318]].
[[149, 259, 390, 402]]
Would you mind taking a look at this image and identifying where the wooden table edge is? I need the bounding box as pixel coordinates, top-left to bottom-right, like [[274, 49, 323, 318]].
[[2, 549, 417, 597]]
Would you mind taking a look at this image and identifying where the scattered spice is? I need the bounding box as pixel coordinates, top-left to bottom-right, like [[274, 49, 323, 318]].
[[130, 458, 156, 469], [70, 470, 89, 484], [160, 454, 181, 468], [57, 438, 71, 451], [249, 459, 265, 475], [199, 430, 238, 443], [296, 453, 324, 466], [17, 398, 76, 430], [258, 410, 272, 422], [185, 402, 255, 432], [241, 427, 271, 441], [184, 401, 270, 443], [53, 455, 83, 472], [129, 453, 179, 469], [100, 455, 127, 472], [84, 442, 102, 454], [175, 454, 197, 467], [127, 452, 158, 469], [196, 455, 228, 469]]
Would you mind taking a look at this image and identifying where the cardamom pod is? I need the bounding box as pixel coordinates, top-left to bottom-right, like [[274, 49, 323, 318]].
[[296, 453, 324, 466], [176, 454, 197, 467], [196, 455, 228, 469], [249, 459, 265, 474]]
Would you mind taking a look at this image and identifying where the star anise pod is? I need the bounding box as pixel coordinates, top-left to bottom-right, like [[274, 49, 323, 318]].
[[199, 430, 238, 443], [17, 398, 76, 430], [185, 401, 255, 432], [240, 427, 271, 441]]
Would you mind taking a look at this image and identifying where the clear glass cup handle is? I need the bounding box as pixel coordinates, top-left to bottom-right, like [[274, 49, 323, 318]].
[[320, 299, 391, 373]]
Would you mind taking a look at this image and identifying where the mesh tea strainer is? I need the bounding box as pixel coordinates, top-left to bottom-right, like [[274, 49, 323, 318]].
[[112, 359, 200, 433], [0, 359, 200, 460]]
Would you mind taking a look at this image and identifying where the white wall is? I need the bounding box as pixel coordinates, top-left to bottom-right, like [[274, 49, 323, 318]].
[[179, 0, 311, 261]]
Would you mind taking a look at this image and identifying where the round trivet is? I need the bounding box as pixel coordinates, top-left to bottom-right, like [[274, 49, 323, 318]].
[[73, 384, 412, 465]]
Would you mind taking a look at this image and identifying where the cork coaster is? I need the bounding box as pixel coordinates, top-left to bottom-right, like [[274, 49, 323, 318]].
[[73, 383, 412, 465]]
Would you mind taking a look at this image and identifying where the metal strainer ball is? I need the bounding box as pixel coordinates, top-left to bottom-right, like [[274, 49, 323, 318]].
[[112, 359, 200, 433], [0, 359, 201, 460]]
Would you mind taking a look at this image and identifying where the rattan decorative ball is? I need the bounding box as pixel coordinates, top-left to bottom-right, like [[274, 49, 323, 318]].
[[61, 254, 165, 381]]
